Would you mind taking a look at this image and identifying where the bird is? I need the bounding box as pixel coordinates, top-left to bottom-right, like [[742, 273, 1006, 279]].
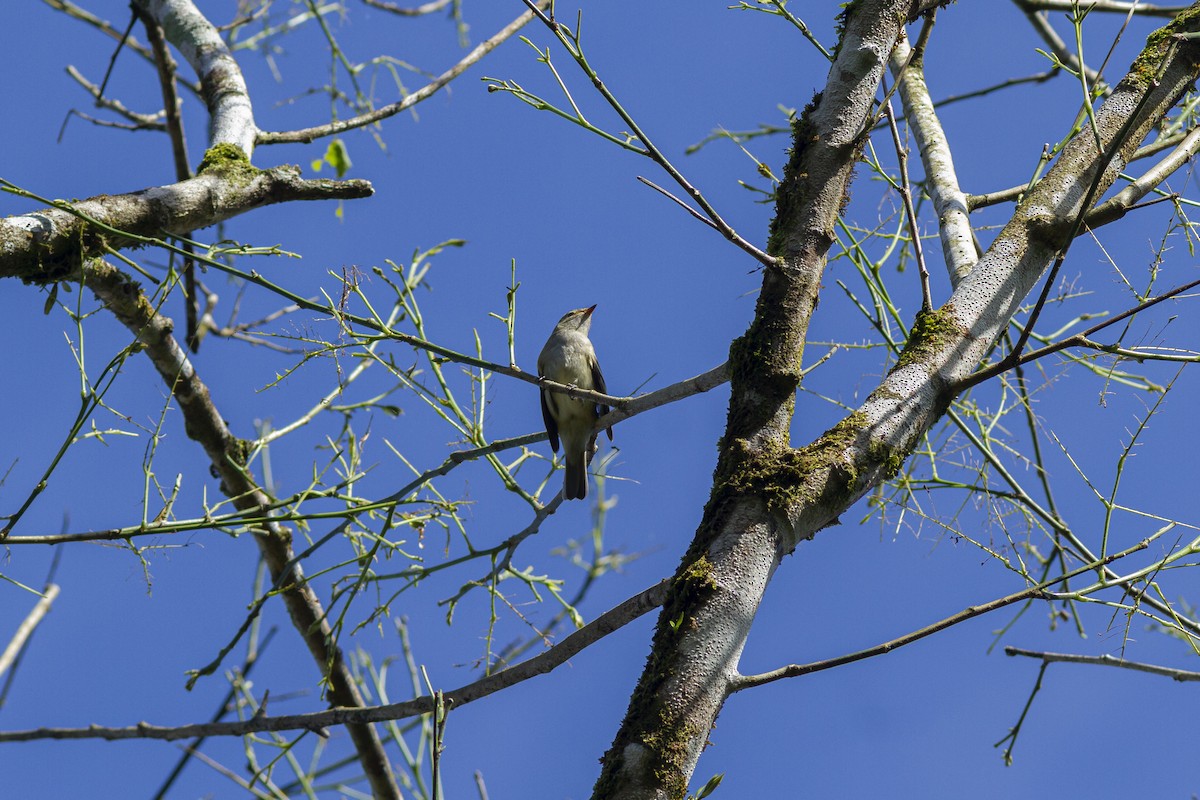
[[537, 305, 613, 500]]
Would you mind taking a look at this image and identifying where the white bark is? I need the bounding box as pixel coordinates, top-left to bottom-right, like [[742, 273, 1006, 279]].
[[135, 0, 257, 154], [890, 37, 976, 284]]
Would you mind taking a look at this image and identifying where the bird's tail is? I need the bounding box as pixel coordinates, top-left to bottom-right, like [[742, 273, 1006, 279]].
[[563, 453, 588, 500]]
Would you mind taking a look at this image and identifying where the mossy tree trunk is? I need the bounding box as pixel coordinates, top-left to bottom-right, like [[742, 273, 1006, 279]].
[[591, 3, 1200, 798]]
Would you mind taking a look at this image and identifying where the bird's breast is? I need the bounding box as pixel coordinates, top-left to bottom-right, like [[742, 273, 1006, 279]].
[[538, 337, 596, 388]]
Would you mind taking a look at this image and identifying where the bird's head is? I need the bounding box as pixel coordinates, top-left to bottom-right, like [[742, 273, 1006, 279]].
[[556, 305, 596, 333]]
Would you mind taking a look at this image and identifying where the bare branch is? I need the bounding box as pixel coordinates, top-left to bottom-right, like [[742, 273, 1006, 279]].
[[361, 0, 452, 15], [258, 3, 550, 144], [0, 585, 61, 679], [80, 258, 401, 799], [63, 66, 166, 128], [890, 36, 976, 285], [731, 539, 1150, 692], [1016, 0, 1187, 16], [0, 579, 670, 743], [1005, 646, 1200, 680]]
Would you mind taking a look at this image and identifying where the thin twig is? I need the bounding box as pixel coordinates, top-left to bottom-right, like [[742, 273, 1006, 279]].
[[636, 176, 720, 232], [521, 0, 776, 268], [1004, 645, 1200, 680], [62, 65, 166, 128], [882, 98, 932, 309], [362, 0, 452, 15], [1015, 0, 1187, 16], [0, 585, 61, 679], [730, 538, 1150, 692], [259, 3, 549, 144], [1005, 53, 1167, 365], [959, 273, 1200, 390], [150, 627, 280, 800]]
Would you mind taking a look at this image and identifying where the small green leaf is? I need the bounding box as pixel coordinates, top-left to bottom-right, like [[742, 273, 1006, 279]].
[[694, 773, 724, 799], [324, 138, 352, 178], [310, 138, 352, 178]]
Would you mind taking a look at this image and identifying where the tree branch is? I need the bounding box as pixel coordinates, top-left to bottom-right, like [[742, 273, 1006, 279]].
[[133, 0, 256, 154], [731, 538, 1150, 692], [80, 258, 402, 799], [1004, 646, 1200, 680], [1087, 124, 1200, 225], [258, 2, 551, 144], [592, 4, 916, 796], [361, 0, 452, 16], [0, 585, 61, 679], [890, 35, 976, 285], [0, 170, 371, 285], [0, 579, 670, 743], [1016, 0, 1187, 16]]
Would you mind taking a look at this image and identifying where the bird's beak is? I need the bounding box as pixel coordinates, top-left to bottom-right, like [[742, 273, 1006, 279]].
[[583, 304, 597, 318]]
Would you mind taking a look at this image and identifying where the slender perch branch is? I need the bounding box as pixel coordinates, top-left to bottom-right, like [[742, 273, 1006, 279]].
[[0, 586, 61, 679], [1005, 646, 1200, 681], [732, 539, 1150, 692], [258, 2, 552, 144], [0, 579, 670, 743]]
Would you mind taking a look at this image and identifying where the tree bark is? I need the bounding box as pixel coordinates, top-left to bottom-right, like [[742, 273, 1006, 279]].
[[592, 3, 1200, 798], [591, 3, 917, 797]]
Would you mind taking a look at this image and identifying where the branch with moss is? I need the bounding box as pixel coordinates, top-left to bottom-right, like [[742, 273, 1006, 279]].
[[593, 5, 1200, 796], [0, 167, 371, 284]]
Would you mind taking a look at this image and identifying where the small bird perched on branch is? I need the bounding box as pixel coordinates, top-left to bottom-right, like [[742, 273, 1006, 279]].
[[538, 305, 613, 500]]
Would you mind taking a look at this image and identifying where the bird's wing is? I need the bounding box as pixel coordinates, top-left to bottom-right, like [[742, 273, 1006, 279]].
[[540, 387, 560, 452], [591, 355, 614, 441]]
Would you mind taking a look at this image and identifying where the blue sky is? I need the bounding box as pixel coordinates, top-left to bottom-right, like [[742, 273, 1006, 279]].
[[2, 2, 1199, 798]]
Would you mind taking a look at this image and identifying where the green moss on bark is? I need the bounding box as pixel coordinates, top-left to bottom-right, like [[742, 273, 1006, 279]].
[[593, 554, 720, 799], [1132, 5, 1200, 80], [895, 306, 961, 371], [197, 143, 259, 185], [710, 413, 870, 516]]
